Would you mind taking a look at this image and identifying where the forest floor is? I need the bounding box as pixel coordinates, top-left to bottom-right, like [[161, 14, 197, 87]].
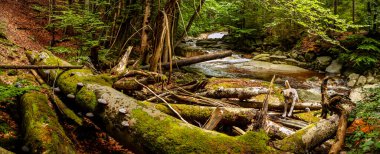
[[0, 0, 132, 153]]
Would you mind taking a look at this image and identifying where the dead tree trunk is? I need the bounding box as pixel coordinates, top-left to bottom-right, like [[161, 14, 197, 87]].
[[111, 46, 133, 75], [142, 50, 233, 69], [27, 51, 276, 153], [20, 92, 76, 153]]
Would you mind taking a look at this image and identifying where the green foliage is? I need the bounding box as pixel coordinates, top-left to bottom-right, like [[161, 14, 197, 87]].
[[338, 35, 380, 70], [50, 5, 108, 58], [266, 0, 350, 45], [346, 88, 380, 153], [0, 79, 39, 102]]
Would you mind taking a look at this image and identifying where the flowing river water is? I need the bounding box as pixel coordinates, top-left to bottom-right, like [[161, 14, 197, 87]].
[[183, 32, 349, 102]]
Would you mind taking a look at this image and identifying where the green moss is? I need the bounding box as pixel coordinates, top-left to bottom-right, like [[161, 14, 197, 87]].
[[76, 86, 97, 111], [21, 92, 75, 153], [294, 110, 321, 123], [237, 130, 276, 153], [274, 123, 316, 152], [128, 103, 277, 153], [130, 108, 253, 153]]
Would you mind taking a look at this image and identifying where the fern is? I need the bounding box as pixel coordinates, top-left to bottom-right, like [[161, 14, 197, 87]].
[[357, 44, 380, 53], [0, 80, 39, 102]]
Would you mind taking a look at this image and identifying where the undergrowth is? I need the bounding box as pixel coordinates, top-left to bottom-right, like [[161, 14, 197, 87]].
[[346, 88, 380, 153], [0, 79, 39, 103], [334, 35, 380, 71]]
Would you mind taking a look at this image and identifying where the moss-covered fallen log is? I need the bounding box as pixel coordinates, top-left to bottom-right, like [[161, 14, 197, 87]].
[[146, 103, 257, 126], [20, 91, 76, 153], [27, 51, 276, 153]]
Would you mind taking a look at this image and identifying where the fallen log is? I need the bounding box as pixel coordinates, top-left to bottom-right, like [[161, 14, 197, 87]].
[[199, 87, 269, 100], [149, 103, 295, 139], [20, 91, 76, 153], [238, 101, 322, 111], [30, 69, 83, 125], [0, 65, 83, 69], [140, 50, 233, 69], [27, 51, 276, 153]]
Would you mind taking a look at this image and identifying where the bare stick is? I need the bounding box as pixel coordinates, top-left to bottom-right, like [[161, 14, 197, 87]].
[[134, 79, 189, 124], [0, 65, 83, 69]]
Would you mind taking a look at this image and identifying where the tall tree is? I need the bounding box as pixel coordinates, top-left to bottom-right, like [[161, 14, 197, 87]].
[[139, 0, 153, 65]]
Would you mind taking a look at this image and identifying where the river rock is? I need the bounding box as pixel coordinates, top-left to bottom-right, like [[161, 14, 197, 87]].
[[253, 54, 270, 61], [325, 60, 343, 74], [356, 76, 367, 86], [367, 76, 375, 84], [316, 56, 332, 66], [348, 73, 360, 80], [347, 73, 360, 87], [297, 89, 321, 102]]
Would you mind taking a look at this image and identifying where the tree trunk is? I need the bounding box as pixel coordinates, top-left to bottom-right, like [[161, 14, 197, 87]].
[[139, 0, 153, 66], [333, 0, 338, 15], [26, 51, 276, 153], [352, 0, 355, 23], [20, 91, 76, 153], [142, 50, 233, 69]]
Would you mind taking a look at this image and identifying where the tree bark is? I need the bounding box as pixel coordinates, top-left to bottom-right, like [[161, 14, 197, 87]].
[[142, 50, 233, 69], [139, 0, 152, 66], [199, 87, 268, 100], [20, 91, 76, 153], [238, 101, 322, 111], [26, 51, 276, 153]]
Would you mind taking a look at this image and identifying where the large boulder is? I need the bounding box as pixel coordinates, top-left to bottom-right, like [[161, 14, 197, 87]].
[[325, 59, 343, 74]]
